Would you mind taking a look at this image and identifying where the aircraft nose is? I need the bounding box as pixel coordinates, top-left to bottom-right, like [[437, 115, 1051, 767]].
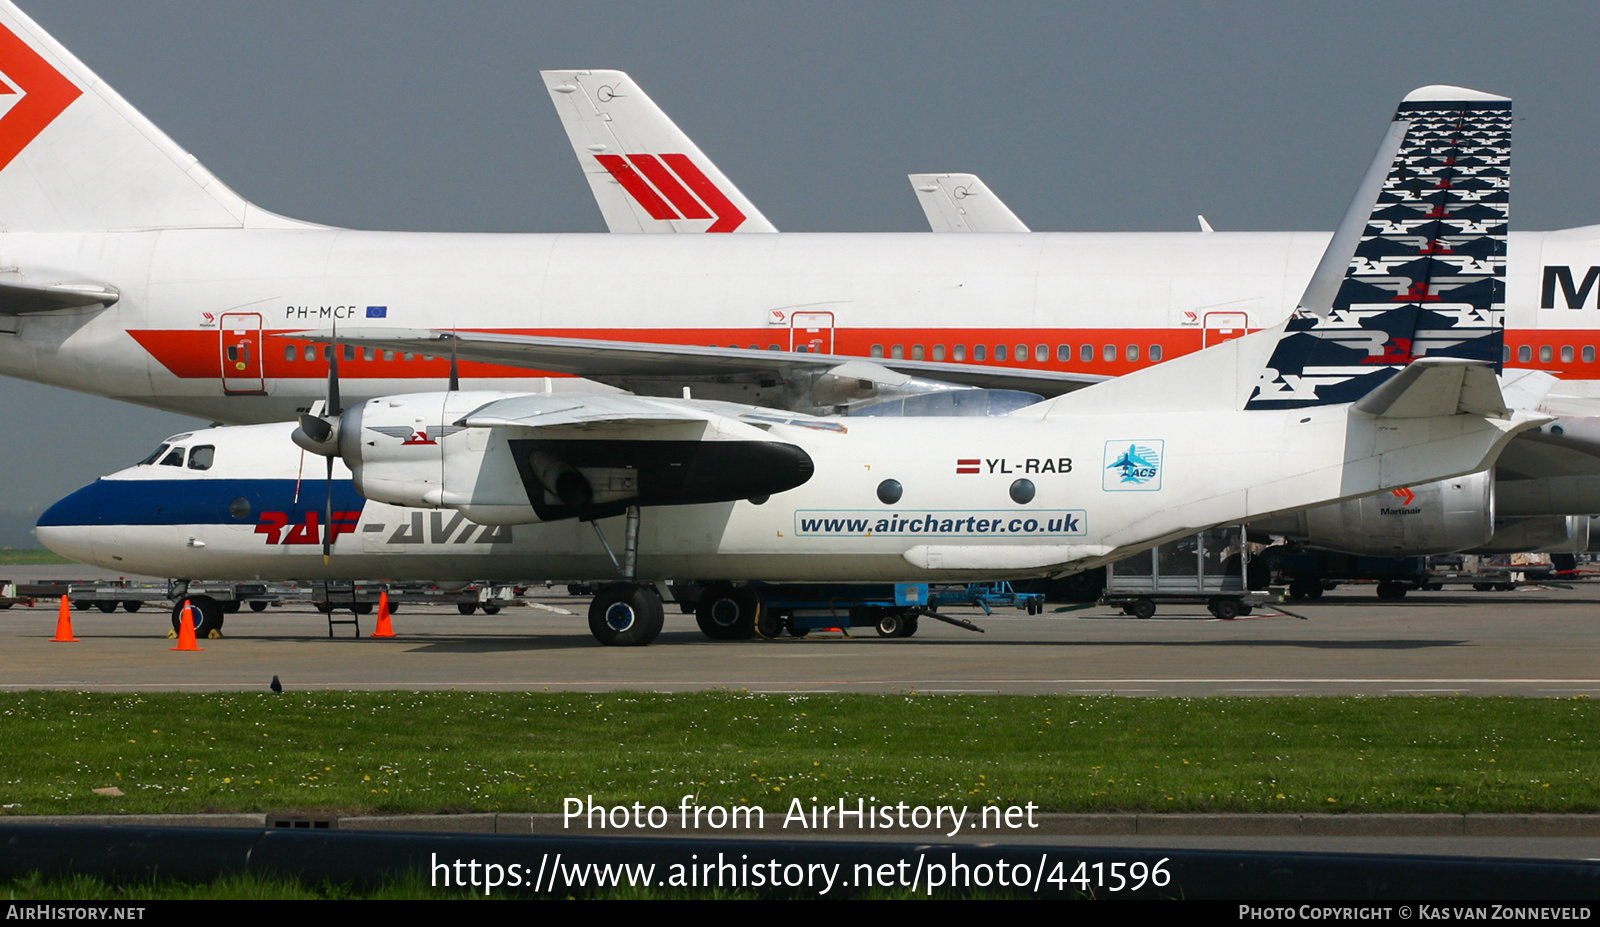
[[36, 479, 114, 565]]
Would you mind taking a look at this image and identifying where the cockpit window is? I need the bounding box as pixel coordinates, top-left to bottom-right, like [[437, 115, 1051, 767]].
[[139, 444, 171, 466], [159, 447, 186, 467], [188, 446, 215, 471]]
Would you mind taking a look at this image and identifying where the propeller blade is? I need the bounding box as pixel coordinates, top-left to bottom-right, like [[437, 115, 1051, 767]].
[[323, 455, 334, 565], [448, 331, 459, 392], [327, 325, 341, 417]]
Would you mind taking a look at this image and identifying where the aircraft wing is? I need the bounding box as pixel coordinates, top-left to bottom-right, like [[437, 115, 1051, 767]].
[[0, 280, 118, 314], [908, 173, 1030, 233], [542, 69, 777, 234], [287, 328, 1108, 407], [454, 392, 727, 430]]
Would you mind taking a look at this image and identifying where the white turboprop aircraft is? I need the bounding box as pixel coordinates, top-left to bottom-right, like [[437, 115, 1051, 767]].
[[36, 307, 1540, 646], [37, 107, 1542, 645]]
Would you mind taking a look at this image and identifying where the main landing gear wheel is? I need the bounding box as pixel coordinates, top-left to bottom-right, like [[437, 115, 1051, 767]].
[[587, 584, 665, 646], [171, 595, 224, 638], [695, 583, 759, 641]]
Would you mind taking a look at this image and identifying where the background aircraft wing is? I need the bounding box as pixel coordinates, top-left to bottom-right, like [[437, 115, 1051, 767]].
[[293, 328, 1107, 408]]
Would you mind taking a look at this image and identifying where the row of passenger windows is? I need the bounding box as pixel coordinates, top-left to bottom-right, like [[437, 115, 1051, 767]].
[[1511, 344, 1597, 363], [870, 343, 1164, 363], [283, 344, 428, 363]]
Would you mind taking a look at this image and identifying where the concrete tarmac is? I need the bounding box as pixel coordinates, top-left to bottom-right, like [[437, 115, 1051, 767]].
[[3, 581, 1599, 695]]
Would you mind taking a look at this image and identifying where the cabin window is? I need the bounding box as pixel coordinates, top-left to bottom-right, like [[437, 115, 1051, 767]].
[[953, 344, 966, 361], [1586, 346, 1596, 363], [768, 344, 781, 351], [1150, 344, 1163, 362], [1127, 344, 1140, 362], [891, 344, 904, 359], [344, 345, 356, 362], [1518, 345, 1531, 363], [994, 344, 1008, 362], [912, 345, 925, 360], [1540, 345, 1553, 362], [384, 350, 396, 362], [364, 347, 375, 362], [932, 344, 946, 361], [229, 497, 251, 519], [1016, 343, 1028, 362], [139, 444, 171, 466], [404, 352, 416, 362], [1563, 345, 1575, 363], [1057, 344, 1070, 362], [1103, 344, 1117, 362], [1502, 345, 1511, 363], [1034, 344, 1047, 363], [284, 344, 298, 362], [188, 446, 215, 471], [1080, 344, 1094, 362], [974, 345, 987, 361], [159, 447, 186, 467]]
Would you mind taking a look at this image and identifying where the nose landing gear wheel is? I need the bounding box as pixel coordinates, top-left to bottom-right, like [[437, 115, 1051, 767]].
[[587, 584, 665, 646]]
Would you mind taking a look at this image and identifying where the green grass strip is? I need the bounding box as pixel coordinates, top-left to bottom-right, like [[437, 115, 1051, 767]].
[[1, 692, 1597, 815]]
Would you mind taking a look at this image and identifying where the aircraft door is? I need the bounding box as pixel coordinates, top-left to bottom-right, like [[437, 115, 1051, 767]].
[[220, 312, 265, 394], [1202, 311, 1249, 348], [789, 311, 835, 353]]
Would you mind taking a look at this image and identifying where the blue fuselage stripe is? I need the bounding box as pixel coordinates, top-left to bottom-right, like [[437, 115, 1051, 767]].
[[37, 479, 366, 528]]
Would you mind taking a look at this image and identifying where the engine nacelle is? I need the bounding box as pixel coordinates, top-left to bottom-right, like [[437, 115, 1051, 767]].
[[339, 389, 815, 525], [1468, 515, 1591, 555], [1251, 471, 1494, 556]]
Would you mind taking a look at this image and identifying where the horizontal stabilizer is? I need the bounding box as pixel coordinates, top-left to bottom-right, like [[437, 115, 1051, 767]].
[[1352, 358, 1508, 419]]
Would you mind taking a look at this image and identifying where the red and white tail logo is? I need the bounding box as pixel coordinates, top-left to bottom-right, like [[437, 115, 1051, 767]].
[[0, 21, 78, 171], [1391, 487, 1416, 505], [595, 153, 747, 232]]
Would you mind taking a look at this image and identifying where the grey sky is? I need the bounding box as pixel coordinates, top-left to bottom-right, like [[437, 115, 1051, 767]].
[[2, 1, 1599, 540]]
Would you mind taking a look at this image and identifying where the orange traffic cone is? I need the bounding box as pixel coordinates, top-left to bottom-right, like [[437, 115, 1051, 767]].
[[372, 590, 395, 638], [170, 600, 203, 651], [50, 595, 77, 642]]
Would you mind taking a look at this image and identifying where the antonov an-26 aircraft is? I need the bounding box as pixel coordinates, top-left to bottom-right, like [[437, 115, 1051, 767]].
[[38, 89, 1541, 645]]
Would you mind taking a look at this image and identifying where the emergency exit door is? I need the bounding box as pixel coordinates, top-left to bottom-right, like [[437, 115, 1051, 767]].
[[220, 312, 265, 394]]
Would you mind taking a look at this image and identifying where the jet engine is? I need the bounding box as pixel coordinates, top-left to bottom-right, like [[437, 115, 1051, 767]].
[[1250, 471, 1495, 556]]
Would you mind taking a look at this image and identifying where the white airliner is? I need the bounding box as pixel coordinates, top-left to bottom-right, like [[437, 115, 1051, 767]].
[[0, 0, 1593, 429]]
